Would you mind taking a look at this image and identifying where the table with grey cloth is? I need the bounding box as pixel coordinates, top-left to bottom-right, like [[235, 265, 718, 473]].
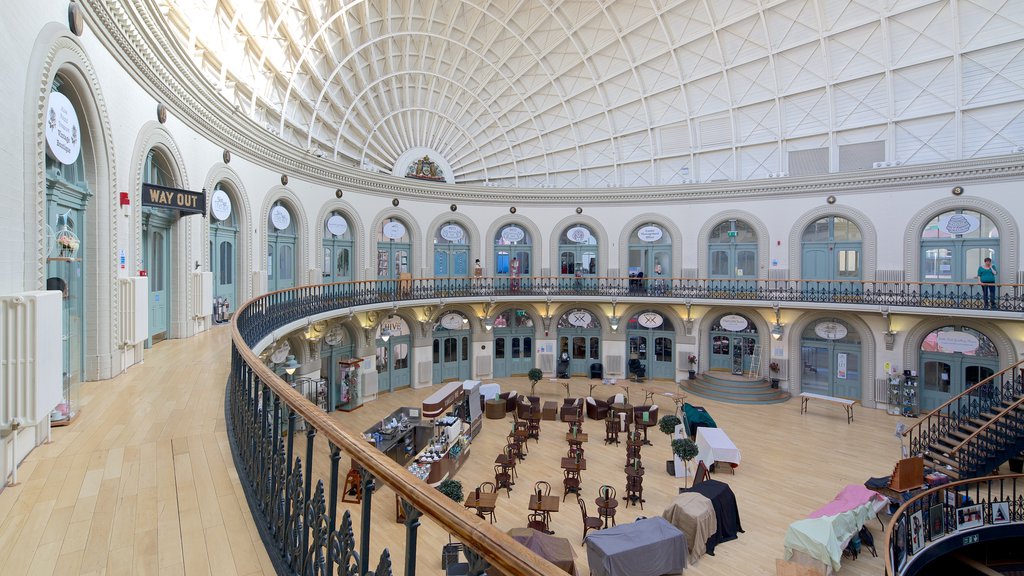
[[584, 516, 687, 576], [662, 492, 717, 564]]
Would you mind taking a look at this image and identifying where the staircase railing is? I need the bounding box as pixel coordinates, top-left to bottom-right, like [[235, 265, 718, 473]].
[[903, 361, 1024, 478], [883, 474, 1024, 576], [948, 394, 1024, 479]]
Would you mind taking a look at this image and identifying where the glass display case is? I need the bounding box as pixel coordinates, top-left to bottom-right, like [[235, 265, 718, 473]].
[[333, 358, 363, 412]]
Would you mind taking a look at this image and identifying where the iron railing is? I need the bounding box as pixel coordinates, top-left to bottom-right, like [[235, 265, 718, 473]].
[[883, 474, 1024, 576], [903, 361, 1024, 479], [227, 275, 1022, 575]]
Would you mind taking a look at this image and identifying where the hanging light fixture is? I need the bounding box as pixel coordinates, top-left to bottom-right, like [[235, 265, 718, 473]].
[[283, 355, 299, 382]]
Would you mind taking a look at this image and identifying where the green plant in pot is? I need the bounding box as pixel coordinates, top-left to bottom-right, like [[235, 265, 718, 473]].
[[769, 361, 781, 389], [672, 437, 699, 487], [658, 415, 683, 475], [436, 478, 464, 504], [527, 368, 543, 397]]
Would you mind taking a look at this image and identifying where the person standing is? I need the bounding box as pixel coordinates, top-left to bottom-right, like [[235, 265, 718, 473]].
[[978, 257, 998, 310]]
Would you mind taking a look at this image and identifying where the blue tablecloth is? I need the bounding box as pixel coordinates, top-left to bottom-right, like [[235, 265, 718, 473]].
[[585, 517, 687, 576]]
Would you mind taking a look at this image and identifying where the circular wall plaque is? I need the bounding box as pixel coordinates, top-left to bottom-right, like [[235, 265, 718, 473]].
[[440, 313, 465, 330], [440, 224, 464, 242], [382, 221, 406, 239], [211, 189, 232, 221], [326, 215, 348, 236], [827, 195, 837, 204], [576, 207, 583, 214], [450, 204, 458, 212], [324, 330, 343, 346], [814, 321, 848, 340], [952, 186, 964, 196], [392, 198, 400, 207], [45, 91, 81, 165], [223, 150, 231, 163], [937, 213, 980, 236], [157, 103, 168, 124], [568, 311, 593, 327], [718, 314, 749, 332], [636, 226, 663, 242], [567, 226, 592, 243], [335, 188, 343, 198], [509, 207, 517, 214], [280, 174, 289, 185], [501, 226, 525, 243], [270, 205, 291, 230], [935, 331, 980, 353], [68, 3, 85, 36], [637, 312, 664, 329]]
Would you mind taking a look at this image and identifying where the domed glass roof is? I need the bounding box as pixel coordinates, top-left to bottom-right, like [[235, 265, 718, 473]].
[[158, 0, 1024, 187]]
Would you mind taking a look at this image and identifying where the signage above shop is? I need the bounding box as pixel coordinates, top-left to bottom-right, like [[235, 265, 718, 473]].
[[211, 189, 232, 221], [270, 205, 291, 229], [718, 314, 748, 332], [142, 183, 206, 216], [382, 221, 406, 239], [501, 226, 525, 243], [814, 321, 848, 340], [440, 313, 466, 330], [567, 226, 592, 244], [45, 91, 81, 165], [440, 224, 465, 242], [636, 226, 663, 242], [936, 213, 980, 236], [326, 214, 348, 236], [935, 331, 980, 354], [637, 312, 664, 329], [568, 311, 593, 327]]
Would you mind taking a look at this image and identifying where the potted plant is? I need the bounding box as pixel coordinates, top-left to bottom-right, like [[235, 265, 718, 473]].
[[687, 354, 697, 380], [527, 368, 543, 397], [436, 478, 464, 504], [672, 437, 699, 487], [769, 361, 781, 389], [658, 414, 683, 475]]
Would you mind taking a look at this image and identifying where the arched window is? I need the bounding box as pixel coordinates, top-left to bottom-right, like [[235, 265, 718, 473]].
[[376, 217, 411, 279], [494, 224, 531, 277], [920, 210, 998, 283], [708, 220, 757, 280], [628, 224, 671, 279], [322, 211, 353, 283], [919, 325, 999, 411], [802, 216, 862, 285], [434, 221, 469, 277], [210, 183, 238, 305], [559, 224, 598, 276], [268, 202, 297, 291]]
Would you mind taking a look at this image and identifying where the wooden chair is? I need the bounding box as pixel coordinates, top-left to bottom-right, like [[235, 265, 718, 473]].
[[534, 480, 552, 496], [604, 417, 620, 445], [577, 496, 603, 544], [526, 413, 541, 442], [476, 482, 497, 523], [527, 511, 549, 533], [624, 475, 644, 510], [625, 442, 642, 462], [562, 470, 582, 502], [503, 444, 519, 481], [596, 485, 617, 527], [693, 460, 710, 487], [494, 464, 512, 497], [568, 445, 585, 460]]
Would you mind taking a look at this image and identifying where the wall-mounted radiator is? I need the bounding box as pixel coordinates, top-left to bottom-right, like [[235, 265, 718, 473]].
[[118, 277, 148, 347], [190, 271, 213, 319], [0, 291, 61, 428]]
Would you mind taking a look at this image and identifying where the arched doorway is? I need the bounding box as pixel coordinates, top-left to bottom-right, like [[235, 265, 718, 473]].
[[559, 224, 598, 281], [709, 313, 760, 375], [320, 324, 356, 411], [920, 210, 998, 284], [708, 219, 757, 291], [800, 319, 862, 399], [432, 311, 472, 383], [377, 217, 411, 280], [376, 316, 411, 392], [434, 221, 470, 278], [802, 216, 862, 293], [494, 223, 532, 290], [628, 224, 671, 293], [557, 309, 602, 377], [920, 326, 999, 412], [209, 183, 238, 309], [322, 211, 353, 283], [491, 309, 535, 377], [44, 76, 90, 394], [141, 149, 178, 344], [626, 311, 675, 380], [267, 201, 297, 291]]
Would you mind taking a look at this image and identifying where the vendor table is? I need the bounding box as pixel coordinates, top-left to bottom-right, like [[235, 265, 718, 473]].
[[784, 485, 888, 574], [683, 403, 717, 437], [584, 516, 687, 576], [695, 427, 741, 472], [663, 492, 717, 564], [679, 479, 743, 554]]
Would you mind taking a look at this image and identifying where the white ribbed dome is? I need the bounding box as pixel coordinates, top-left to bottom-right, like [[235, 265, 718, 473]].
[[158, 0, 1024, 187]]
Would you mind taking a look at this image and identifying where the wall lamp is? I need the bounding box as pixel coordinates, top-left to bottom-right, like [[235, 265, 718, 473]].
[[771, 303, 784, 340], [882, 308, 897, 350], [283, 355, 299, 382], [483, 317, 493, 331], [609, 316, 620, 332]]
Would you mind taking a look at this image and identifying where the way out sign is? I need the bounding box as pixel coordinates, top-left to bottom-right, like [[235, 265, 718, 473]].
[[141, 184, 206, 215]]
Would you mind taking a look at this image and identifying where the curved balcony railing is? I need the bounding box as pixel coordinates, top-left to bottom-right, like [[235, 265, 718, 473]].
[[883, 474, 1024, 576], [227, 275, 1021, 575]]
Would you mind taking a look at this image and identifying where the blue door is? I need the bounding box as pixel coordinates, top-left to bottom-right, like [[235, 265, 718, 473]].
[[143, 208, 173, 343], [376, 335, 411, 392], [493, 333, 534, 377], [558, 331, 601, 376], [432, 332, 471, 383]]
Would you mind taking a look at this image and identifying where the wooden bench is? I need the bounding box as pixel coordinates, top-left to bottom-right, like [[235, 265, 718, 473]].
[[798, 392, 856, 424]]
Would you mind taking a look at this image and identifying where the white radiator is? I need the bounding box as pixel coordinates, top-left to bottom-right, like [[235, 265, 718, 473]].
[[606, 355, 623, 375], [252, 271, 266, 296], [190, 271, 213, 319], [1, 291, 61, 427], [119, 277, 149, 346], [476, 355, 492, 376], [417, 361, 432, 385], [539, 353, 554, 373]]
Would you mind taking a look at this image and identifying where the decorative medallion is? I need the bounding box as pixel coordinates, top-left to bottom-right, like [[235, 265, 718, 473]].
[[280, 174, 288, 186], [223, 150, 231, 164]]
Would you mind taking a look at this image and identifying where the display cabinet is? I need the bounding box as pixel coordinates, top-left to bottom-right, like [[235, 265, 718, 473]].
[[333, 358, 363, 411]]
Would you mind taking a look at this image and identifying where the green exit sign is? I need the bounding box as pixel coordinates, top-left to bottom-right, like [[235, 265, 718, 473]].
[[963, 534, 980, 546], [727, 230, 737, 237]]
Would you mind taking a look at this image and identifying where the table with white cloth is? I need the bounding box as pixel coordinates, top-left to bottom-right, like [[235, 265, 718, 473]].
[[694, 427, 741, 471], [585, 516, 687, 576], [783, 485, 888, 574], [662, 492, 717, 564]]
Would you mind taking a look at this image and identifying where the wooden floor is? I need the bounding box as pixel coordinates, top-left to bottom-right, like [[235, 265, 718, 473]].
[[1, 327, 919, 576]]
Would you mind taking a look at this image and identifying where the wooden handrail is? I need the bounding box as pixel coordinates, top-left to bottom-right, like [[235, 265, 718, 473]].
[[902, 360, 1024, 439], [950, 388, 1024, 455], [882, 474, 1024, 576], [230, 308, 565, 576]]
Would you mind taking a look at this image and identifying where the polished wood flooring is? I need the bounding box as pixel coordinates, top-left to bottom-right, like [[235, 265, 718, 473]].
[[1, 327, 919, 575]]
